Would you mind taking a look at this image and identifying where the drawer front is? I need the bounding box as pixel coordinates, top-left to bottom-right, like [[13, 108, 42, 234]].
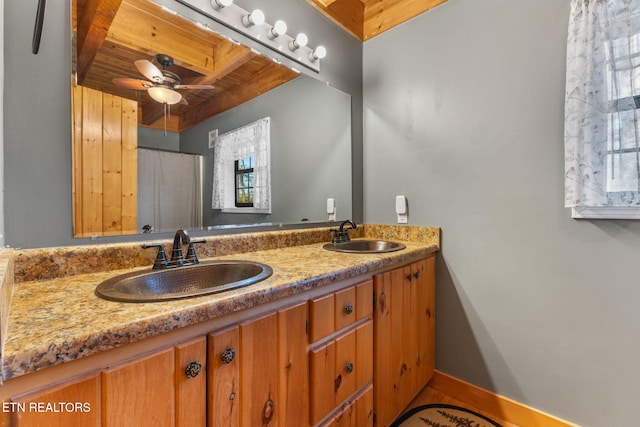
[[335, 287, 356, 330], [310, 280, 373, 343], [309, 293, 335, 342]]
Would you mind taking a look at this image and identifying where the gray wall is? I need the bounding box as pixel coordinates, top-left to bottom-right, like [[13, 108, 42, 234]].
[[180, 75, 352, 226], [3, 0, 362, 248], [363, 0, 640, 425]]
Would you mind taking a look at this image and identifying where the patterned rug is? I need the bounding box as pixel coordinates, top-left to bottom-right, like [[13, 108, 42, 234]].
[[391, 403, 502, 427]]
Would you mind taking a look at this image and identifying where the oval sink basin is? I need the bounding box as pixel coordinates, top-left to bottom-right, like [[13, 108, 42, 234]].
[[323, 239, 406, 254], [95, 260, 273, 303]]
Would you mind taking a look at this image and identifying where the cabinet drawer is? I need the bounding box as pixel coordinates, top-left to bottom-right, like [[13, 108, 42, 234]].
[[309, 280, 373, 342], [309, 320, 373, 426]]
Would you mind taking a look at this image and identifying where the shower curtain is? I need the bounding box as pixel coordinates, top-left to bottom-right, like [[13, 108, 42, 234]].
[[137, 148, 203, 233]]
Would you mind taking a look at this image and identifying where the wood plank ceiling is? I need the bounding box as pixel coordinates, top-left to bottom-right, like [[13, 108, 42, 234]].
[[307, 0, 448, 41], [74, 0, 299, 133], [73, 0, 447, 133]]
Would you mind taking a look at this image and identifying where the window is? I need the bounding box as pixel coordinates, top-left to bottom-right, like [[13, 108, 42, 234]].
[[212, 117, 271, 214], [565, 0, 640, 219], [235, 156, 254, 207]]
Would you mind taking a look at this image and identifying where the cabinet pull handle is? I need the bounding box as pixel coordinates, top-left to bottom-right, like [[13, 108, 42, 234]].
[[185, 361, 202, 378], [406, 274, 413, 282], [344, 304, 354, 315], [221, 348, 235, 364], [345, 362, 354, 374], [414, 271, 420, 279]]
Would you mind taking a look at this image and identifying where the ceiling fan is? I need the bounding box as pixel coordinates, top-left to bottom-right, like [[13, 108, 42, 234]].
[[113, 54, 214, 105]]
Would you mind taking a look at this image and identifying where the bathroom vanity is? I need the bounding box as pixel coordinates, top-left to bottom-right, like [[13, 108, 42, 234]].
[[0, 225, 439, 427]]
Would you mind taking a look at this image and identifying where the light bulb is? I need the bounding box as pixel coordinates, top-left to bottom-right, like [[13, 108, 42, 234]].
[[148, 86, 182, 105], [310, 45, 327, 61], [269, 20, 287, 38], [243, 9, 265, 27], [289, 33, 308, 50], [212, 0, 232, 7]]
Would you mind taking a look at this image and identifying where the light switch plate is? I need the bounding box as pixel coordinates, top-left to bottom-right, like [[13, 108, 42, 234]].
[[208, 129, 218, 149]]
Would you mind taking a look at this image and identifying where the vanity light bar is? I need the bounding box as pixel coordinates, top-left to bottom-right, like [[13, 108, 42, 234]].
[[174, 0, 325, 72]]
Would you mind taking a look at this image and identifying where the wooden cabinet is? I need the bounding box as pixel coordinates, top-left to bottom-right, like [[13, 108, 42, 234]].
[[207, 301, 308, 427], [309, 280, 374, 426], [373, 256, 436, 427], [9, 373, 100, 427], [102, 337, 206, 427], [10, 337, 206, 427], [5, 255, 435, 427]]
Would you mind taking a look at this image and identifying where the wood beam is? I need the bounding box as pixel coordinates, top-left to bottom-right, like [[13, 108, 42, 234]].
[[106, 0, 214, 76], [76, 0, 124, 84]]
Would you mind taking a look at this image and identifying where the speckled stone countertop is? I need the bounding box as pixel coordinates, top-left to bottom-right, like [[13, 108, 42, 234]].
[[2, 225, 439, 381]]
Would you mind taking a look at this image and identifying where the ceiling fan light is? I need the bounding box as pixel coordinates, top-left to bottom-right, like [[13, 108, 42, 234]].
[[148, 86, 182, 105]]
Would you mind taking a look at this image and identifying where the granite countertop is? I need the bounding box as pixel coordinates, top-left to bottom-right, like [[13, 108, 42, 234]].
[[1, 225, 439, 381]]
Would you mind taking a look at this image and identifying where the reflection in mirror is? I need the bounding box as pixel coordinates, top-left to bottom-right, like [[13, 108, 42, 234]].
[[72, 0, 352, 237]]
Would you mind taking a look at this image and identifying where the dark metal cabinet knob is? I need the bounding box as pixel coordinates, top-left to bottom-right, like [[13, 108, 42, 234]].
[[345, 362, 354, 374], [185, 361, 202, 378], [344, 304, 354, 315], [221, 348, 235, 364]]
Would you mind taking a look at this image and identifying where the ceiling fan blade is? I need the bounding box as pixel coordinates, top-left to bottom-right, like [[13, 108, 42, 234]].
[[112, 78, 151, 90], [174, 84, 215, 90], [134, 59, 163, 83]]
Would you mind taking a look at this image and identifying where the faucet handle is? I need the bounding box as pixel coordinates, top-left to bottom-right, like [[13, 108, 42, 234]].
[[185, 239, 206, 265], [142, 244, 170, 270]]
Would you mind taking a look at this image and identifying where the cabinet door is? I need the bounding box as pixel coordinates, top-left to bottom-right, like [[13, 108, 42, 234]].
[[208, 326, 240, 427], [373, 257, 436, 427], [176, 337, 206, 427], [310, 340, 336, 425], [102, 348, 175, 427], [277, 302, 309, 427], [240, 312, 279, 427], [10, 373, 100, 427]]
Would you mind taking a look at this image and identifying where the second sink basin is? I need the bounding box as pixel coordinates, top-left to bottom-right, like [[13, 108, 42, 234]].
[[323, 239, 406, 254], [95, 260, 273, 303]]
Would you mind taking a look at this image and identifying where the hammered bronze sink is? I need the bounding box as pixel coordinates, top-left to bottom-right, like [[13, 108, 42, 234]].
[[323, 239, 406, 254], [95, 260, 273, 303]]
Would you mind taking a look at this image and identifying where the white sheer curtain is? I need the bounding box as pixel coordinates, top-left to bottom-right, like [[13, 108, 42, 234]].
[[565, 0, 640, 209], [212, 117, 271, 212], [137, 148, 203, 232]]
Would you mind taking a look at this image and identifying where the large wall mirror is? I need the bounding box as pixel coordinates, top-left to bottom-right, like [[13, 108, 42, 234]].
[[72, 0, 352, 237]]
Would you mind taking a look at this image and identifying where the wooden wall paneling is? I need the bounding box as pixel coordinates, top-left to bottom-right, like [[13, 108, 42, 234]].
[[72, 86, 137, 237], [120, 98, 138, 234], [72, 85, 84, 236], [81, 86, 103, 236], [101, 93, 123, 235]]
